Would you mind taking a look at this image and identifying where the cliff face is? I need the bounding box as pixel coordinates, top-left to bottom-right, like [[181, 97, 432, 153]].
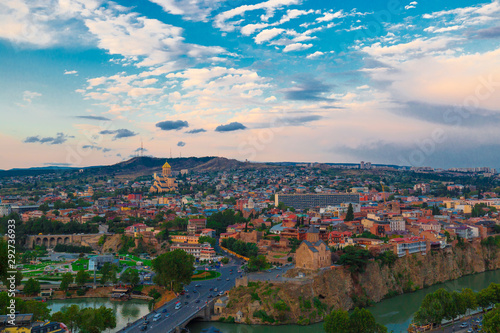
[[219, 241, 500, 325]]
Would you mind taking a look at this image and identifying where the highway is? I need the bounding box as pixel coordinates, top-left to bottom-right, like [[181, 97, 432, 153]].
[[119, 259, 244, 333]]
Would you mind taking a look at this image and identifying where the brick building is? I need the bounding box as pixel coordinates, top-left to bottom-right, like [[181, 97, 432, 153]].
[[295, 240, 331, 270]]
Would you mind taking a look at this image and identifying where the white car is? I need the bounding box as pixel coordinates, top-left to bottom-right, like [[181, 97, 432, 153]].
[[153, 314, 161, 322]]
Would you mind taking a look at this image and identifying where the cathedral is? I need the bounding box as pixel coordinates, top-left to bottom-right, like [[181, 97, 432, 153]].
[[150, 160, 177, 193]]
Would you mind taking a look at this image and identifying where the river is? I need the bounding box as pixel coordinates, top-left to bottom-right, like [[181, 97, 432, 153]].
[[187, 269, 500, 333], [46, 298, 150, 333]]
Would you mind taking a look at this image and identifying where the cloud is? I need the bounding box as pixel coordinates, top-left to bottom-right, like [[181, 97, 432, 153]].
[[99, 129, 137, 140], [281, 115, 322, 125], [282, 78, 333, 101], [185, 128, 207, 134], [156, 120, 189, 131], [405, 2, 418, 10], [42, 163, 72, 166], [23, 91, 42, 103], [470, 26, 500, 39], [64, 70, 78, 75], [214, 0, 300, 31], [215, 122, 247, 132], [254, 28, 285, 44], [148, 0, 225, 21], [24, 132, 72, 145], [316, 10, 345, 22], [283, 43, 313, 52], [75, 115, 111, 121], [306, 51, 324, 59], [82, 145, 112, 152], [133, 147, 148, 152], [177, 141, 186, 147]]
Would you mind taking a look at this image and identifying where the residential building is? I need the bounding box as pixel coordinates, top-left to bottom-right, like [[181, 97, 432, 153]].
[[275, 193, 360, 210], [187, 218, 207, 234], [390, 237, 427, 257]]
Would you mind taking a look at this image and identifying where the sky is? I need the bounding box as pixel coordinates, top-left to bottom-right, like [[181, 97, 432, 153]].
[[1, 0, 500, 170]]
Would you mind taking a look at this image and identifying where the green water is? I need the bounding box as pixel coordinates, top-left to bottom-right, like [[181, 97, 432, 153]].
[[188, 269, 500, 333], [46, 298, 150, 332]]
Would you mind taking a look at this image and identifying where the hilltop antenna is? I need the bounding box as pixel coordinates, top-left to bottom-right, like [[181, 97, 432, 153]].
[[170, 148, 172, 158], [140, 139, 144, 157]]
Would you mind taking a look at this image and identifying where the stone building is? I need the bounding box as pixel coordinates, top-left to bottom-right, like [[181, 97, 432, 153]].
[[150, 160, 177, 193], [295, 239, 331, 270]]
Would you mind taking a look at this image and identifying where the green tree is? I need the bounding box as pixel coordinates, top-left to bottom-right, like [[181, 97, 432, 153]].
[[60, 272, 74, 292], [345, 203, 354, 221], [323, 309, 350, 333], [75, 270, 90, 287], [198, 236, 216, 247], [483, 305, 500, 333], [24, 278, 41, 295], [152, 249, 195, 291], [338, 246, 373, 273], [247, 255, 268, 272], [51, 304, 80, 332], [120, 269, 140, 287], [349, 307, 387, 333]]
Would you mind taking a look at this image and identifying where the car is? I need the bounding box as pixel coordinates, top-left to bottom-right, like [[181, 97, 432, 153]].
[[144, 320, 150, 325], [467, 329, 472, 333], [195, 299, 200, 303], [186, 295, 190, 298], [175, 303, 182, 310], [226, 278, 230, 281], [195, 284, 201, 287], [140, 324, 147, 331], [460, 322, 468, 328], [214, 288, 218, 292], [162, 309, 167, 313], [230, 272, 233, 275], [219, 291, 224, 296], [209, 287, 213, 291], [153, 314, 161, 322], [217, 278, 221, 281], [208, 294, 213, 298], [184, 301, 188, 305], [276, 267, 281, 270]]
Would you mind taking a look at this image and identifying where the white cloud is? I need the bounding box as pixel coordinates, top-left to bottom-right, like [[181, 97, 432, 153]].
[[265, 96, 277, 102], [214, 0, 300, 31], [254, 28, 285, 44], [306, 51, 324, 59], [277, 9, 314, 24], [64, 70, 78, 75], [23, 90, 42, 103], [241, 23, 270, 36], [148, 0, 226, 22], [316, 10, 345, 22], [283, 43, 312, 52]]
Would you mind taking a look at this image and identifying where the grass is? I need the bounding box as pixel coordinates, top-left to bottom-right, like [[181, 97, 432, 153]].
[[71, 259, 89, 271], [191, 270, 221, 281]]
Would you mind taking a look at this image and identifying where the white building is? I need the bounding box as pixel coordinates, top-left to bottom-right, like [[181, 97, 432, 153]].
[[390, 218, 406, 232], [0, 204, 11, 217]]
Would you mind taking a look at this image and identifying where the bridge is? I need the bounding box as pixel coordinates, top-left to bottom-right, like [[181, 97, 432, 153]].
[[25, 233, 112, 249], [118, 258, 242, 333]]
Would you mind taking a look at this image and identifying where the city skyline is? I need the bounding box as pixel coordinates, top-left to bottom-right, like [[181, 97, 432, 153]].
[[1, 0, 500, 169]]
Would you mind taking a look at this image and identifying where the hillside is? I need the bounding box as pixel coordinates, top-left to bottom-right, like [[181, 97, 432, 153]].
[[0, 156, 272, 178], [219, 240, 500, 325]]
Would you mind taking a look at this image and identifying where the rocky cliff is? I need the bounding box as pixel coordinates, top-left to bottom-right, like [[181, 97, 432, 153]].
[[218, 240, 500, 325]]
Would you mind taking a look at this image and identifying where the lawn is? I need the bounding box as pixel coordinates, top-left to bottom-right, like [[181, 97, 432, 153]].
[[71, 258, 89, 271], [191, 270, 221, 281]]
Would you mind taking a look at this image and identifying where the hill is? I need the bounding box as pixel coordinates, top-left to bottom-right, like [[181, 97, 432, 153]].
[[0, 156, 272, 178]]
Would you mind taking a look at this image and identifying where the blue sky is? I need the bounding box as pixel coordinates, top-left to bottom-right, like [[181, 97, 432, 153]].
[[1, 0, 500, 169]]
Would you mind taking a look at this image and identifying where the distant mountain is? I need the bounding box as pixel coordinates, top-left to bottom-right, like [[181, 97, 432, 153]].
[[0, 156, 272, 178]]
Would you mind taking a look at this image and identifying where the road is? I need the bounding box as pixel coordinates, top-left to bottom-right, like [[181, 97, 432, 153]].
[[430, 313, 485, 333], [247, 263, 295, 282], [119, 259, 244, 333]]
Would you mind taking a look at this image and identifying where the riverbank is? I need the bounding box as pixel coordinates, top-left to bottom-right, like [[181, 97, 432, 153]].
[[214, 240, 500, 326], [188, 269, 500, 333]]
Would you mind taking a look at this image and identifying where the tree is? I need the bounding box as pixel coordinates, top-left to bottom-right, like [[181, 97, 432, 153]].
[[24, 278, 41, 296], [75, 270, 90, 287], [152, 250, 195, 291], [349, 307, 387, 333], [345, 203, 354, 222], [52, 305, 116, 333], [323, 309, 350, 333], [221, 257, 230, 264], [60, 272, 74, 292], [99, 262, 116, 285], [120, 269, 140, 287], [198, 236, 216, 247], [483, 305, 500, 333], [323, 307, 387, 333], [247, 255, 268, 272], [338, 246, 373, 273], [51, 304, 80, 333]]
